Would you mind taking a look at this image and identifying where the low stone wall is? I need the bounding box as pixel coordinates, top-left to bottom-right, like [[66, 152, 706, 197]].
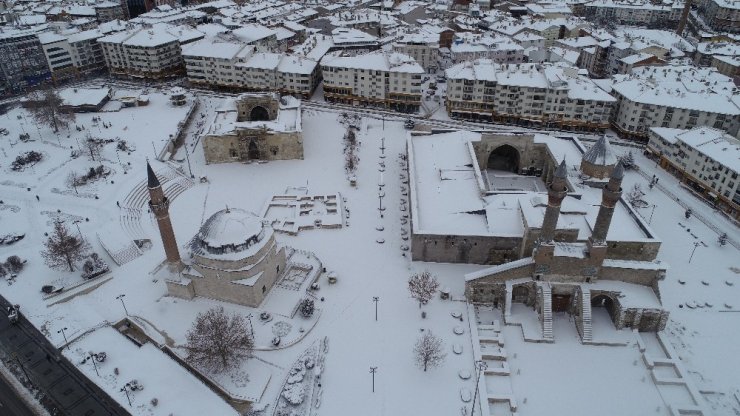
[[412, 233, 522, 265]]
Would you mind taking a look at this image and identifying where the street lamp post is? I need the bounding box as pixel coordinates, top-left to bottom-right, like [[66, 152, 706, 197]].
[[85, 352, 101, 377], [649, 204, 657, 225], [184, 145, 194, 178], [120, 385, 132, 406], [471, 360, 488, 416], [689, 242, 701, 263], [12, 353, 31, 383], [73, 220, 83, 239], [373, 297, 379, 321], [370, 366, 378, 393], [58, 327, 69, 349], [116, 294, 128, 315]]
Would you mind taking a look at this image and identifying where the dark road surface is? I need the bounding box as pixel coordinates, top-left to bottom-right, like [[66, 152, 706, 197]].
[[0, 294, 130, 416]]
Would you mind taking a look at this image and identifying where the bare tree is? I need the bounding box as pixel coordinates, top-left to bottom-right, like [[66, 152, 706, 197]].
[[185, 307, 253, 373], [413, 331, 446, 372], [408, 271, 440, 308], [25, 85, 75, 133], [41, 220, 89, 272], [84, 138, 103, 161]]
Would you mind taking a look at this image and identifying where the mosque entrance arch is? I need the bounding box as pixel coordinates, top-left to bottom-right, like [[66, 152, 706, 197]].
[[488, 145, 520, 173], [591, 294, 618, 326], [250, 105, 270, 121]]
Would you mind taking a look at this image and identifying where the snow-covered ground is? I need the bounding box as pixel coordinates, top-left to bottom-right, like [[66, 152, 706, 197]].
[[0, 87, 738, 416]]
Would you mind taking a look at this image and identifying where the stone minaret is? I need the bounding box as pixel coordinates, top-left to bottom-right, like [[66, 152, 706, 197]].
[[590, 161, 624, 245], [147, 162, 182, 272], [540, 160, 568, 243]]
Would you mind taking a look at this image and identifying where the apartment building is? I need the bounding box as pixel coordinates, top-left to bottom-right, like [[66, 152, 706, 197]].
[[580, 0, 683, 28], [0, 28, 50, 95], [321, 50, 423, 113], [94, 1, 126, 22], [610, 66, 740, 141], [445, 60, 616, 131], [697, 0, 740, 34], [99, 24, 204, 79], [182, 39, 320, 98], [449, 32, 525, 65], [392, 32, 440, 73], [648, 126, 740, 218], [39, 32, 76, 82]]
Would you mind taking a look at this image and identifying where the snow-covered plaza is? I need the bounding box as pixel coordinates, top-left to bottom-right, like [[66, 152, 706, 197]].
[[0, 86, 738, 416]]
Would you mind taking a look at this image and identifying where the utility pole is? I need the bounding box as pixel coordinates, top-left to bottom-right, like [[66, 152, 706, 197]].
[[116, 294, 128, 315], [370, 366, 378, 393], [373, 296, 379, 321], [58, 327, 69, 349], [120, 385, 132, 406], [689, 241, 701, 263], [649, 204, 657, 225], [471, 360, 488, 416]]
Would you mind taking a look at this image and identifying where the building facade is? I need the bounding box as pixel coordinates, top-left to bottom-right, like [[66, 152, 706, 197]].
[[0, 29, 50, 95], [446, 61, 616, 131]]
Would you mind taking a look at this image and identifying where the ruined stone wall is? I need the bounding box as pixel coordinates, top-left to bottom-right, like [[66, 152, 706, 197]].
[[412, 233, 523, 264], [599, 264, 662, 287], [236, 96, 279, 121], [465, 263, 536, 303], [605, 240, 661, 261], [473, 134, 551, 173], [203, 130, 303, 164]]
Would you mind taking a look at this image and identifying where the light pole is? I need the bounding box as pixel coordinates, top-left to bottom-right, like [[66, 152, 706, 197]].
[[73, 220, 83, 239], [12, 352, 31, 384], [116, 294, 128, 315], [471, 360, 488, 416], [120, 384, 132, 406], [373, 297, 379, 321], [184, 145, 194, 178], [649, 204, 657, 225], [84, 352, 101, 377], [689, 242, 701, 263], [58, 327, 69, 349], [370, 366, 378, 393]]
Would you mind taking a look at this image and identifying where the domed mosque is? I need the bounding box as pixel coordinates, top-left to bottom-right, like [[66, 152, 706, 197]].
[[167, 206, 287, 307]]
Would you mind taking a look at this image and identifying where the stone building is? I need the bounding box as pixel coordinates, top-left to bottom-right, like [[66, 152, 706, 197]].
[[408, 131, 660, 265], [166, 208, 286, 308], [464, 162, 669, 338], [202, 93, 303, 164]]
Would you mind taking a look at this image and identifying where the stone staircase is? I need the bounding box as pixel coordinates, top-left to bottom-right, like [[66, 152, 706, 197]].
[[580, 288, 593, 342], [541, 285, 554, 342]]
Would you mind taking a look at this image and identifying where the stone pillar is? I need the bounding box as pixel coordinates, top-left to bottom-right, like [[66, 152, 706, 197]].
[[147, 162, 183, 272], [540, 159, 568, 243], [590, 162, 623, 245]]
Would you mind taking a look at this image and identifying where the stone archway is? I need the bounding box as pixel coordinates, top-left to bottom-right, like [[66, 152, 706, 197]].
[[488, 145, 520, 173], [248, 139, 260, 160], [250, 105, 270, 121], [591, 294, 618, 326]]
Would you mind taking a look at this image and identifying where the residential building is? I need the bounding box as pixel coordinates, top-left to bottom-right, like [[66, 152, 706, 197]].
[[39, 32, 76, 82], [579, 0, 684, 29], [94, 1, 126, 22], [392, 32, 440, 73], [0, 28, 50, 95], [648, 126, 740, 218], [697, 0, 740, 34], [321, 50, 423, 113], [449, 32, 525, 65], [445, 60, 616, 131], [99, 24, 204, 79], [609, 66, 740, 141]]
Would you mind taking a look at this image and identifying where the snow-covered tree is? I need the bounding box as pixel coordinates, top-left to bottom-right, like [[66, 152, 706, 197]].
[[718, 233, 728, 246], [0, 264, 6, 279], [408, 271, 440, 308], [300, 298, 315, 318], [413, 331, 446, 372], [25, 85, 75, 133], [5, 256, 24, 274], [626, 184, 647, 208], [41, 220, 90, 272], [84, 138, 103, 161], [185, 307, 253, 373], [619, 151, 635, 170]]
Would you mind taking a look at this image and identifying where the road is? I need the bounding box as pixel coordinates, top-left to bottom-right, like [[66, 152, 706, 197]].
[[0, 295, 130, 416], [0, 369, 37, 416]]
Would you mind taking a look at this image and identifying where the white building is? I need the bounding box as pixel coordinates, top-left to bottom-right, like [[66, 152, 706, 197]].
[[648, 126, 740, 218], [182, 39, 320, 98], [445, 60, 616, 131], [321, 50, 423, 112], [99, 24, 204, 79], [580, 0, 684, 28], [609, 66, 740, 140], [449, 32, 525, 65], [392, 31, 440, 72]]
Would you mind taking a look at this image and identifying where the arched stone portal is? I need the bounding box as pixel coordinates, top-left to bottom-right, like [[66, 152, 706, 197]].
[[250, 105, 270, 121], [591, 294, 618, 326], [512, 285, 530, 303], [248, 139, 260, 160], [488, 145, 520, 173]]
